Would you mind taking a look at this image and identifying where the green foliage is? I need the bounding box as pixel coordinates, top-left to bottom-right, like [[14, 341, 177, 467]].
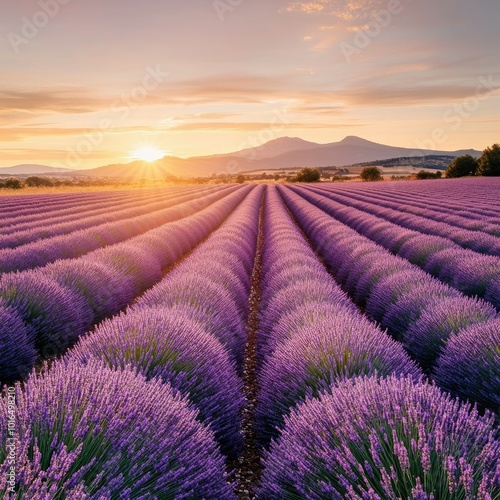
[[25, 176, 54, 187], [235, 174, 246, 184], [415, 170, 442, 180], [445, 155, 478, 178], [4, 178, 23, 189], [291, 168, 321, 183], [477, 143, 500, 176], [360, 167, 382, 182]]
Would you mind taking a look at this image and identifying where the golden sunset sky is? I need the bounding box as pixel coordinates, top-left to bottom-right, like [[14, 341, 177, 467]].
[[1, 0, 499, 169]]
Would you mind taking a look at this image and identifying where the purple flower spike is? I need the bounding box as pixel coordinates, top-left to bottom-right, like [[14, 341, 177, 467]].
[[0, 360, 236, 499], [69, 307, 244, 456], [257, 312, 421, 445], [259, 376, 500, 499], [0, 301, 37, 383], [434, 317, 500, 410]]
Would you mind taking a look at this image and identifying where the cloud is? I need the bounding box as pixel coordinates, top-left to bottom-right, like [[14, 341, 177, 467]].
[[0, 125, 161, 142], [166, 121, 359, 132], [0, 89, 109, 114], [286, 0, 387, 21]]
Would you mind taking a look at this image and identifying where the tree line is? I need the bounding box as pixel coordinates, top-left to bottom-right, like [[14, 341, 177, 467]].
[[445, 143, 500, 178]]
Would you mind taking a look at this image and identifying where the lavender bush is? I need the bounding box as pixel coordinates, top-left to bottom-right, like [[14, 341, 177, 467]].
[[69, 307, 244, 455], [0, 271, 93, 358], [434, 318, 500, 410], [46, 259, 132, 321], [257, 314, 421, 445], [0, 360, 235, 499], [0, 301, 37, 383], [404, 297, 497, 370], [259, 376, 500, 499]]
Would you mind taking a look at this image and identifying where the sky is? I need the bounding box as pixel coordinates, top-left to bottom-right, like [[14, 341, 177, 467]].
[[0, 0, 499, 169]]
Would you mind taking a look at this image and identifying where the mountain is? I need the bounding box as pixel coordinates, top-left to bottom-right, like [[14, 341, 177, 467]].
[[221, 136, 321, 160], [0, 164, 74, 175], [72, 136, 482, 178]]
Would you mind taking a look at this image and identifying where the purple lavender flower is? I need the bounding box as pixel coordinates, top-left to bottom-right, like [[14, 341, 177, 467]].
[[93, 242, 163, 296], [45, 259, 133, 321], [404, 297, 497, 370], [68, 307, 244, 455], [0, 271, 93, 358], [0, 360, 235, 499], [0, 301, 37, 383], [259, 376, 500, 499], [257, 314, 421, 445], [434, 318, 500, 410], [136, 275, 247, 363]]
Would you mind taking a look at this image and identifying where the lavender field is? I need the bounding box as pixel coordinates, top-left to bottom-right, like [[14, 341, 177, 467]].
[[1, 178, 499, 499]]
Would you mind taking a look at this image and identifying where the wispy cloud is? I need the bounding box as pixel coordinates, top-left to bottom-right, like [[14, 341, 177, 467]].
[[286, 0, 386, 21]]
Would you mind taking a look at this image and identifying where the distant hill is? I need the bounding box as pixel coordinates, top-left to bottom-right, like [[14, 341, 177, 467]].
[[0, 164, 74, 175], [347, 155, 456, 171], [65, 136, 483, 179]]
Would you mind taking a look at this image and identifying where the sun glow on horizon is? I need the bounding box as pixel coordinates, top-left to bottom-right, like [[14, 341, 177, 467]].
[[131, 148, 165, 162]]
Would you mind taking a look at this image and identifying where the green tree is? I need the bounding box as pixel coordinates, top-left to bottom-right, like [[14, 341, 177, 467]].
[[477, 144, 500, 176], [291, 168, 321, 183], [445, 155, 478, 178], [235, 173, 246, 184], [25, 176, 53, 187], [416, 170, 442, 180], [5, 178, 23, 189], [360, 167, 382, 182]]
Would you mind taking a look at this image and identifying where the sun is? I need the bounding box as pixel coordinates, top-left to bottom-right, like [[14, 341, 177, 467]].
[[131, 147, 165, 162]]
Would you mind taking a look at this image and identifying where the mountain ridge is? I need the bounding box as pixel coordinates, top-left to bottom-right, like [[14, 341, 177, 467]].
[[1, 137, 483, 178], [0, 164, 74, 175]]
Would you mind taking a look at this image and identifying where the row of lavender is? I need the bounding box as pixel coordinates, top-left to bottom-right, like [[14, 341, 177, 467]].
[[321, 178, 500, 227], [1, 186, 265, 498], [306, 183, 500, 251], [0, 185, 195, 231], [335, 176, 500, 213], [256, 187, 499, 498], [0, 186, 248, 382], [0, 188, 221, 249], [0, 186, 233, 273], [279, 186, 500, 410], [1, 182, 499, 497], [291, 185, 500, 311]]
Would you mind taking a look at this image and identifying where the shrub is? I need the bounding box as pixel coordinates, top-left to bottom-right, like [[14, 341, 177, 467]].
[[136, 276, 246, 363], [360, 167, 382, 181], [291, 168, 321, 183], [93, 243, 162, 296], [25, 176, 53, 187], [256, 314, 421, 445], [416, 170, 442, 179], [0, 301, 37, 383], [477, 143, 500, 176], [259, 376, 500, 499], [0, 272, 93, 358], [404, 297, 497, 370], [434, 318, 500, 410], [69, 308, 244, 455], [445, 155, 478, 178], [0, 361, 235, 498], [4, 178, 22, 189], [365, 270, 445, 322], [46, 259, 132, 322]]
